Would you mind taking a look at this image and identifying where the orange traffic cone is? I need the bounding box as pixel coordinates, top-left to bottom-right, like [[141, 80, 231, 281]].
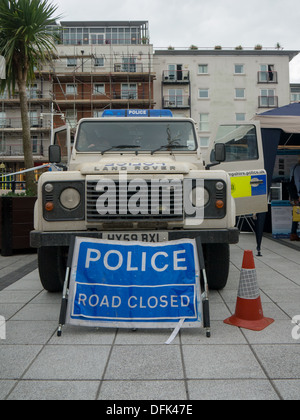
[[224, 250, 274, 331]]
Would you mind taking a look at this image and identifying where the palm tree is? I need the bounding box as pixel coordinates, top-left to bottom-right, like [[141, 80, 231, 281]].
[[0, 0, 60, 194]]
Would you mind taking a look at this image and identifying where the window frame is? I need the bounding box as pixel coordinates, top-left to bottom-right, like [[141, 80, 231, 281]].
[[199, 113, 209, 132], [234, 64, 245, 74], [235, 88, 245, 99], [198, 64, 208, 74], [198, 88, 209, 99]]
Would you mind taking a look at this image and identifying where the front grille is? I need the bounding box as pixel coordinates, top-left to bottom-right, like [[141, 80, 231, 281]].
[[86, 179, 183, 221]]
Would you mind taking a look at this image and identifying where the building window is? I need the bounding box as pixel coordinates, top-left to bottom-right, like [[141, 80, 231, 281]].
[[198, 64, 208, 74], [29, 111, 39, 127], [121, 83, 137, 99], [199, 137, 210, 147], [65, 109, 77, 128], [94, 57, 104, 67], [259, 89, 277, 107], [122, 57, 137, 72], [291, 93, 300, 102], [199, 114, 209, 132], [61, 25, 144, 46], [235, 88, 245, 99], [198, 89, 209, 99], [166, 64, 184, 81], [93, 110, 102, 118], [27, 84, 39, 99], [66, 84, 77, 95], [167, 89, 183, 107], [67, 58, 77, 67], [234, 64, 244, 74], [0, 111, 7, 128], [32, 136, 38, 154], [0, 89, 8, 100], [93, 84, 105, 95], [236, 113, 246, 121], [259, 64, 276, 82], [90, 33, 105, 45]]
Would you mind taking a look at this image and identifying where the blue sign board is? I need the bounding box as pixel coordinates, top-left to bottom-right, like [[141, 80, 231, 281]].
[[66, 238, 201, 329]]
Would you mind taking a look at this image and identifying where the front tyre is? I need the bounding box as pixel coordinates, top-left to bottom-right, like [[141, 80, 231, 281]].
[[203, 243, 230, 290], [38, 246, 67, 292]]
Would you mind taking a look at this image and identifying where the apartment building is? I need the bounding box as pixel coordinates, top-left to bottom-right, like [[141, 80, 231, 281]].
[[153, 49, 298, 152], [0, 19, 298, 174]]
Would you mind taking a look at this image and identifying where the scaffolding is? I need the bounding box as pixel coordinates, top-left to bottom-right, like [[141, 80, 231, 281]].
[[51, 45, 156, 133], [0, 21, 156, 170]]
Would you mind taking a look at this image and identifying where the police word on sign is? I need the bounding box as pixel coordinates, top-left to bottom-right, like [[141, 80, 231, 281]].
[[66, 238, 202, 329]]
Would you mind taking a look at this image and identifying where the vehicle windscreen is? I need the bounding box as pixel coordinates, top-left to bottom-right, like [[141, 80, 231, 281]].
[[75, 120, 197, 153]]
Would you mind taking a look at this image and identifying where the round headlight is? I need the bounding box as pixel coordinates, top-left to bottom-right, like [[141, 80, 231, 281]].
[[60, 188, 81, 210], [189, 187, 209, 208]]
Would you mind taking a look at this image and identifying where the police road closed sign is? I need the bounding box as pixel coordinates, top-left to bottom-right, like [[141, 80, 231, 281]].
[[66, 238, 202, 329]]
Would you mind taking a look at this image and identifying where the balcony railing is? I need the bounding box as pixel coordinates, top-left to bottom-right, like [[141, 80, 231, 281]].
[[258, 96, 278, 108], [162, 95, 190, 109], [0, 118, 51, 129], [0, 140, 46, 156], [258, 71, 278, 83], [61, 36, 148, 46], [114, 62, 144, 73], [0, 91, 52, 100], [48, 55, 154, 75], [162, 70, 190, 83]]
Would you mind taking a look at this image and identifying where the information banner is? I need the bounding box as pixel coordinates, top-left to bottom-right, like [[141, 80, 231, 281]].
[[66, 237, 202, 329]]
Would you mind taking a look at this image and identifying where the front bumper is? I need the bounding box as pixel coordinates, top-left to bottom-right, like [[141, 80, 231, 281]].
[[30, 228, 239, 248]]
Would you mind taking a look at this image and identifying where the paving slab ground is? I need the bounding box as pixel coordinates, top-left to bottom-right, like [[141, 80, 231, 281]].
[[0, 233, 300, 401]]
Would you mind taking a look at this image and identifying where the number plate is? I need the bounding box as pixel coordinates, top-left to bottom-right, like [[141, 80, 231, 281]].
[[102, 232, 168, 243]]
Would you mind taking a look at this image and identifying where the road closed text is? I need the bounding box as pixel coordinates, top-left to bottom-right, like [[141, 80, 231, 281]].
[[72, 283, 196, 321], [77, 290, 191, 309]]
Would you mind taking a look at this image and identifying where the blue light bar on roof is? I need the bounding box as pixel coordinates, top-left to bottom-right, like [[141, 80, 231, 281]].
[[102, 109, 173, 118]]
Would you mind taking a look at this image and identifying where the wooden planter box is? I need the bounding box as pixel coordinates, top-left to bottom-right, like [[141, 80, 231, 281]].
[[0, 196, 36, 256]]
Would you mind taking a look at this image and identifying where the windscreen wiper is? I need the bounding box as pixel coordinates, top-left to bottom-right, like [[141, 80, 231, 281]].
[[151, 144, 186, 155], [101, 145, 141, 155]]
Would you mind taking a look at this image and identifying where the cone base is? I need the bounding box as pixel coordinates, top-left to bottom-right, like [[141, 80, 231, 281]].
[[224, 314, 274, 331], [223, 296, 274, 331]]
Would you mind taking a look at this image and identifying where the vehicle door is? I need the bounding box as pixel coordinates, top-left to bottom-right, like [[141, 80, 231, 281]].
[[207, 122, 268, 216]]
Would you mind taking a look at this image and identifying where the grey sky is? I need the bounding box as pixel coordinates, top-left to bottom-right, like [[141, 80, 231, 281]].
[[53, 0, 300, 82]]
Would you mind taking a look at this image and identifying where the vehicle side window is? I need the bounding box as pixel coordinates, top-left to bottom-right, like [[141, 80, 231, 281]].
[[212, 124, 259, 162], [54, 130, 68, 164]]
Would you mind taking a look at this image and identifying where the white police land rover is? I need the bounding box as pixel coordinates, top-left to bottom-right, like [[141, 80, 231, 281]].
[[30, 110, 267, 292]]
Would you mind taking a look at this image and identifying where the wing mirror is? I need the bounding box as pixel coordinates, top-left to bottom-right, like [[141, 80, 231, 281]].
[[49, 145, 61, 164], [206, 143, 226, 170]]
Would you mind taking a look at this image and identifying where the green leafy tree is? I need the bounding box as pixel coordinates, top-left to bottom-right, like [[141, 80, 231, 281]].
[[0, 0, 60, 194]]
